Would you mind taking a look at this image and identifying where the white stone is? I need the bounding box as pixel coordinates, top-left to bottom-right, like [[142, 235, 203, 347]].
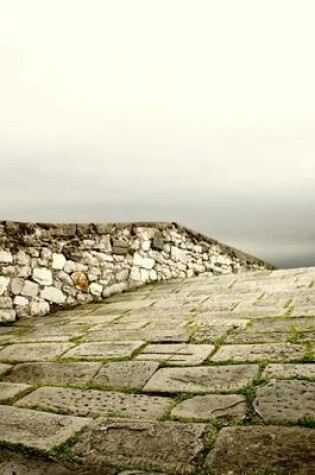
[[0, 309, 16, 323], [30, 298, 50, 316], [89, 283, 103, 296], [0, 297, 13, 309], [18, 266, 32, 279], [0, 277, 9, 296], [10, 277, 24, 295], [133, 252, 155, 270], [171, 246, 188, 264], [149, 269, 158, 281], [64, 261, 77, 273], [21, 281, 39, 298], [0, 250, 13, 264], [94, 252, 114, 263], [52, 253, 66, 270], [41, 287, 66, 304], [16, 251, 31, 266], [140, 269, 150, 281], [130, 267, 141, 281], [32, 267, 53, 286], [13, 296, 29, 306], [141, 240, 151, 251]]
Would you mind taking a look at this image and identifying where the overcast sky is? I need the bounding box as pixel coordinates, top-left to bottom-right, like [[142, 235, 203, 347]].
[[1, 0, 314, 268]]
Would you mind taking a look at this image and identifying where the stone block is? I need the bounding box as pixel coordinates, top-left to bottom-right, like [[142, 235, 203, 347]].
[[72, 419, 210, 473], [0, 276, 9, 296], [94, 361, 159, 389], [262, 363, 315, 380], [0, 382, 30, 401], [211, 343, 306, 363], [136, 343, 214, 365], [6, 362, 101, 385], [41, 286, 66, 304], [0, 405, 91, 451], [206, 426, 315, 474], [254, 379, 315, 424], [0, 250, 12, 264], [52, 253, 66, 270], [63, 341, 145, 361], [21, 280, 39, 298], [144, 364, 259, 393], [32, 267, 53, 286], [16, 386, 172, 420], [0, 343, 73, 363], [112, 239, 130, 255], [171, 394, 247, 422]]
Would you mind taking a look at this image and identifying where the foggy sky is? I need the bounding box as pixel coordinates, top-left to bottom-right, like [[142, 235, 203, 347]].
[[1, 0, 315, 268]]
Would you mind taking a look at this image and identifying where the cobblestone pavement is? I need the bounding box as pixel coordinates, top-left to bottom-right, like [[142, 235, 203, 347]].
[[0, 267, 315, 474]]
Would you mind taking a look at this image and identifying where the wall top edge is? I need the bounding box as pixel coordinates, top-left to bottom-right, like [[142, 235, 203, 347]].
[[0, 220, 277, 270]]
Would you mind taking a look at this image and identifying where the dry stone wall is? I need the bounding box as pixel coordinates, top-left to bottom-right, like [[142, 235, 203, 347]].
[[0, 221, 275, 322]]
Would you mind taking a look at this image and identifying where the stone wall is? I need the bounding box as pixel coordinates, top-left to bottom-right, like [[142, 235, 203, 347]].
[[0, 221, 275, 322]]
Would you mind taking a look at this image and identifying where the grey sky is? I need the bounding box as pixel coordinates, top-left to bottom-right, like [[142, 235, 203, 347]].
[[1, 0, 315, 268]]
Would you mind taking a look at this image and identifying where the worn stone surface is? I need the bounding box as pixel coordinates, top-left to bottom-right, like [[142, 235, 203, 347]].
[[0, 382, 30, 401], [206, 426, 315, 474], [94, 361, 159, 389], [144, 365, 259, 393], [0, 448, 74, 475], [171, 394, 247, 422], [72, 418, 210, 473], [0, 265, 314, 473], [0, 405, 91, 450], [211, 342, 306, 362], [63, 341, 144, 360], [254, 379, 315, 424], [262, 363, 315, 380], [0, 363, 11, 376], [5, 361, 101, 385], [0, 342, 72, 362], [136, 343, 214, 365], [15, 386, 172, 420]]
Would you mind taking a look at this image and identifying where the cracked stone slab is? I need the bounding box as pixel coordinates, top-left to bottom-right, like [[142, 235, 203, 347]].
[[0, 382, 30, 401], [0, 363, 11, 376], [72, 418, 210, 473], [4, 362, 102, 385], [144, 365, 259, 393], [211, 343, 306, 362], [63, 341, 145, 360], [171, 394, 247, 422], [262, 363, 315, 380], [15, 386, 172, 420], [0, 447, 74, 475], [0, 343, 73, 363], [93, 361, 159, 389], [0, 405, 91, 451], [136, 343, 214, 365], [254, 379, 315, 424], [206, 425, 315, 474]]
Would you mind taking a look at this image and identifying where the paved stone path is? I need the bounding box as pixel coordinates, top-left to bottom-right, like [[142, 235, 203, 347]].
[[0, 267, 315, 474]]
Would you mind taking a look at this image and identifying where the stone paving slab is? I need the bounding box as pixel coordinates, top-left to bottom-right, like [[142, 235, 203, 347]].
[[4, 362, 102, 385], [63, 341, 145, 361], [0, 405, 91, 450], [0, 343, 73, 363], [171, 394, 247, 422], [15, 386, 172, 420], [136, 343, 214, 365], [0, 382, 30, 401], [72, 418, 210, 473], [0, 363, 11, 376], [262, 363, 315, 380], [224, 330, 290, 343], [0, 448, 74, 475], [249, 316, 315, 332], [211, 342, 306, 362], [144, 365, 259, 393], [254, 379, 315, 424], [93, 361, 159, 389], [206, 425, 315, 474]]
